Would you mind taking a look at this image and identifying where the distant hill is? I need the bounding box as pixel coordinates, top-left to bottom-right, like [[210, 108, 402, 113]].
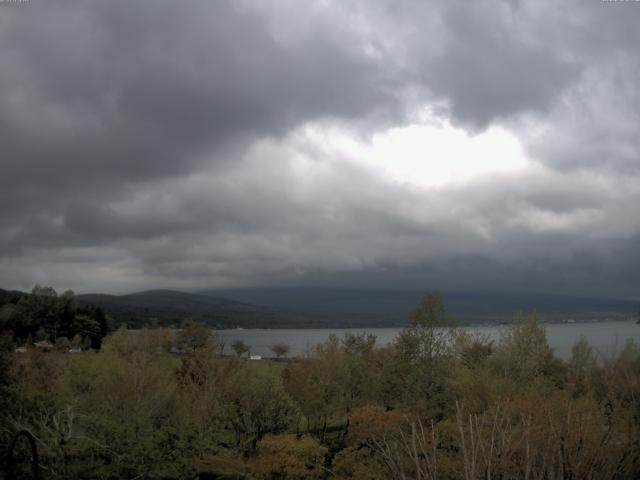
[[0, 288, 28, 305], [3, 287, 404, 329], [75, 289, 375, 329], [76, 290, 291, 329], [4, 287, 636, 329], [204, 287, 639, 324]]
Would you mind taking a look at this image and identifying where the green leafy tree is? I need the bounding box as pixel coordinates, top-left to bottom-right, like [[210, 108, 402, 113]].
[[396, 292, 455, 362], [231, 339, 250, 358], [0, 303, 20, 334], [494, 312, 565, 387], [7, 285, 110, 348], [570, 336, 597, 374], [71, 314, 101, 339], [569, 336, 597, 396], [220, 363, 298, 454], [18, 285, 61, 338], [85, 346, 177, 478], [270, 342, 290, 358], [410, 292, 449, 327]]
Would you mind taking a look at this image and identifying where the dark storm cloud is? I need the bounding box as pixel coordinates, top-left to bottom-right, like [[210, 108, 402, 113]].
[[0, 1, 395, 190], [526, 56, 640, 174], [426, 2, 580, 129], [0, 0, 402, 269], [1, 0, 639, 297]]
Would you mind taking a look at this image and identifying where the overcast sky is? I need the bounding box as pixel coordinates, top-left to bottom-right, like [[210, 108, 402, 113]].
[[1, 0, 639, 297]]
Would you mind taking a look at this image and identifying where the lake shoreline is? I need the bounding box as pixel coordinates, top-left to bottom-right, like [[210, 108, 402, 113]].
[[213, 320, 639, 361]]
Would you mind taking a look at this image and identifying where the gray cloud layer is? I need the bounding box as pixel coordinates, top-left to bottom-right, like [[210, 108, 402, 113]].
[[1, 0, 639, 297]]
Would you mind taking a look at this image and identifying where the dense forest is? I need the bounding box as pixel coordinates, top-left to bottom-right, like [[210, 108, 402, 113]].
[[1, 292, 640, 479], [0, 286, 110, 350]]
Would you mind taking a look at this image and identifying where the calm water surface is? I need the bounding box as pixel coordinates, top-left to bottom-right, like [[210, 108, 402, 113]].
[[216, 321, 640, 360]]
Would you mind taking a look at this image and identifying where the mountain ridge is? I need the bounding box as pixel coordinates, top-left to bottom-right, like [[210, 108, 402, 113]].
[[2, 287, 636, 329], [203, 287, 638, 323]]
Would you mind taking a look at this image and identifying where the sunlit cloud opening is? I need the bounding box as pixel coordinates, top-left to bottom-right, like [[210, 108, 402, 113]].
[[301, 115, 531, 188]]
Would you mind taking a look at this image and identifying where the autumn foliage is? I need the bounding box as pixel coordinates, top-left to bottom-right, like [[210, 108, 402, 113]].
[[2, 295, 640, 479]]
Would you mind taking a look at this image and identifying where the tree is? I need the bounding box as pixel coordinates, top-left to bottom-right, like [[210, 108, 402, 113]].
[[495, 312, 561, 385], [8, 285, 111, 348], [71, 333, 83, 349], [348, 404, 404, 445], [409, 292, 449, 328], [0, 303, 19, 334], [283, 335, 364, 434], [453, 329, 494, 368], [35, 326, 48, 342], [31, 284, 58, 298], [18, 285, 61, 339], [569, 336, 597, 397], [250, 434, 327, 480], [77, 305, 111, 348], [85, 342, 178, 479], [177, 320, 218, 352], [396, 292, 454, 362], [71, 314, 101, 341], [342, 332, 376, 355], [570, 336, 597, 373], [60, 289, 75, 300], [231, 339, 250, 358], [0, 332, 15, 421], [220, 364, 298, 454], [270, 342, 290, 358], [332, 444, 388, 480]]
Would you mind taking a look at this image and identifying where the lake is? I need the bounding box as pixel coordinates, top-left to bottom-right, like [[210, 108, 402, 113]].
[[216, 321, 640, 360]]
